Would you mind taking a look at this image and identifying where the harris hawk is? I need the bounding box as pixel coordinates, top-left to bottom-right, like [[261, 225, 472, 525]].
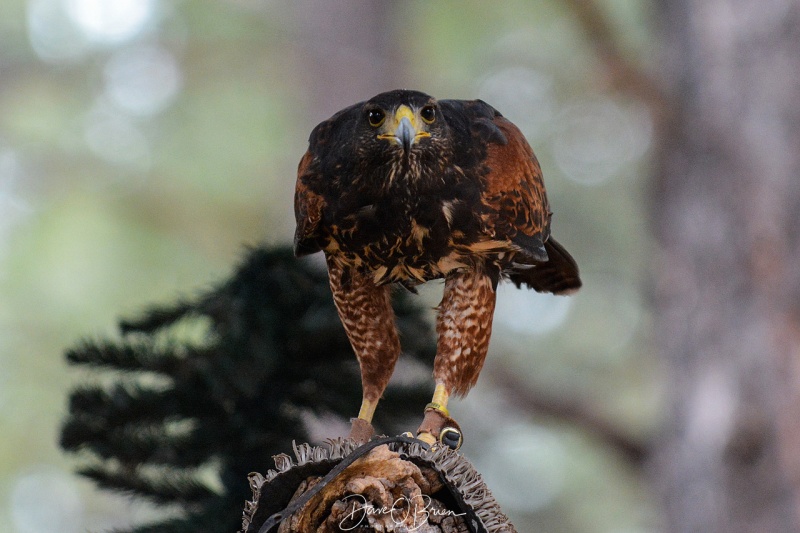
[[294, 89, 581, 448]]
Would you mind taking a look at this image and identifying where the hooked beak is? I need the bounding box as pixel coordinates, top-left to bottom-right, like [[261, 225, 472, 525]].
[[377, 105, 430, 153], [397, 116, 414, 153]]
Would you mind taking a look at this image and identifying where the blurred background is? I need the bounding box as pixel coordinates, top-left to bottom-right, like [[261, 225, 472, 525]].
[[0, 0, 664, 531], [2, 1, 798, 532]]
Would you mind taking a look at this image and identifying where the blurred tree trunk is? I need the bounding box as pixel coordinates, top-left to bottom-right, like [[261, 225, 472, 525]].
[[653, 1, 800, 532]]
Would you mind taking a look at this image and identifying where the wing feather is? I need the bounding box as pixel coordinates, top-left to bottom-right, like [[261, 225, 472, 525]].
[[293, 150, 325, 256], [454, 101, 581, 293], [293, 101, 367, 257], [479, 112, 551, 260]]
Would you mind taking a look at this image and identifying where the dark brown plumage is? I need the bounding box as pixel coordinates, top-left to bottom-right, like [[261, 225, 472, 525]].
[[294, 89, 580, 447]]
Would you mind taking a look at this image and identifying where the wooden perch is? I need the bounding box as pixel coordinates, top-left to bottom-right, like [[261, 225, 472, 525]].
[[241, 436, 516, 533]]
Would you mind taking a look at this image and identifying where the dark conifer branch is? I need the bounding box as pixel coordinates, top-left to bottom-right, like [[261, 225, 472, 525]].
[[61, 246, 436, 533]]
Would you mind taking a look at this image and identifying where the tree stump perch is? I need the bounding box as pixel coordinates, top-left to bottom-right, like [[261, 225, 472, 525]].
[[241, 437, 516, 533]]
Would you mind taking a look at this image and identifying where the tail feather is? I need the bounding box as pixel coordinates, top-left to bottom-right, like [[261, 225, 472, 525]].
[[507, 238, 581, 294]]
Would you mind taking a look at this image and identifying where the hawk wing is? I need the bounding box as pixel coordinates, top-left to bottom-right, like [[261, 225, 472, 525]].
[[441, 99, 581, 294], [293, 101, 368, 257], [293, 150, 325, 256]]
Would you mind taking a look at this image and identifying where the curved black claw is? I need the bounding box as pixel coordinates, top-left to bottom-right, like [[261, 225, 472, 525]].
[[439, 426, 463, 450]]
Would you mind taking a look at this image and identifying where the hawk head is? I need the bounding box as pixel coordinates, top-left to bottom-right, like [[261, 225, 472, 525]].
[[314, 90, 455, 187], [362, 90, 444, 155]]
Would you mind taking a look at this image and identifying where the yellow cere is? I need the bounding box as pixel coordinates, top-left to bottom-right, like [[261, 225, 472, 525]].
[[393, 105, 417, 127], [377, 104, 431, 143]]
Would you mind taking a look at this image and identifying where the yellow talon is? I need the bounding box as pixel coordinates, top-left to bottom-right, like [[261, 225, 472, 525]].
[[416, 432, 436, 446]]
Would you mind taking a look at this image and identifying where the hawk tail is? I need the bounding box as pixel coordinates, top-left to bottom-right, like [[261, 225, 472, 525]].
[[507, 238, 581, 295]]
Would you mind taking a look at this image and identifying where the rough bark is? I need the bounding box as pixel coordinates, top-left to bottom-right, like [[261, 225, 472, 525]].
[[653, 1, 800, 531]]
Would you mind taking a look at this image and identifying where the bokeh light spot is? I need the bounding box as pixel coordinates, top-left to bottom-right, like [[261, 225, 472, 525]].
[[84, 105, 152, 171], [494, 282, 572, 336], [103, 45, 182, 116], [27, 0, 90, 63], [65, 0, 154, 44], [478, 67, 556, 141], [552, 99, 652, 186], [10, 466, 84, 533]]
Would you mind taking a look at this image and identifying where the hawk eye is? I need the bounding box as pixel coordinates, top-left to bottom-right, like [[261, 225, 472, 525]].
[[367, 108, 385, 127], [420, 105, 436, 124]]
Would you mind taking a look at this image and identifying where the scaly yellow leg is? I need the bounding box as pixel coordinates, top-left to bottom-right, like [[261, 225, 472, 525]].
[[348, 397, 379, 443], [427, 384, 450, 417], [357, 398, 378, 423]]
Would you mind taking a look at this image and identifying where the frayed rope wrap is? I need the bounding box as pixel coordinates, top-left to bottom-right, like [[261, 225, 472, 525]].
[[241, 436, 516, 533]]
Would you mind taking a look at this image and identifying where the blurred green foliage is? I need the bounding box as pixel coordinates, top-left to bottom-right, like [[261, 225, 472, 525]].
[[0, 1, 659, 532]]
